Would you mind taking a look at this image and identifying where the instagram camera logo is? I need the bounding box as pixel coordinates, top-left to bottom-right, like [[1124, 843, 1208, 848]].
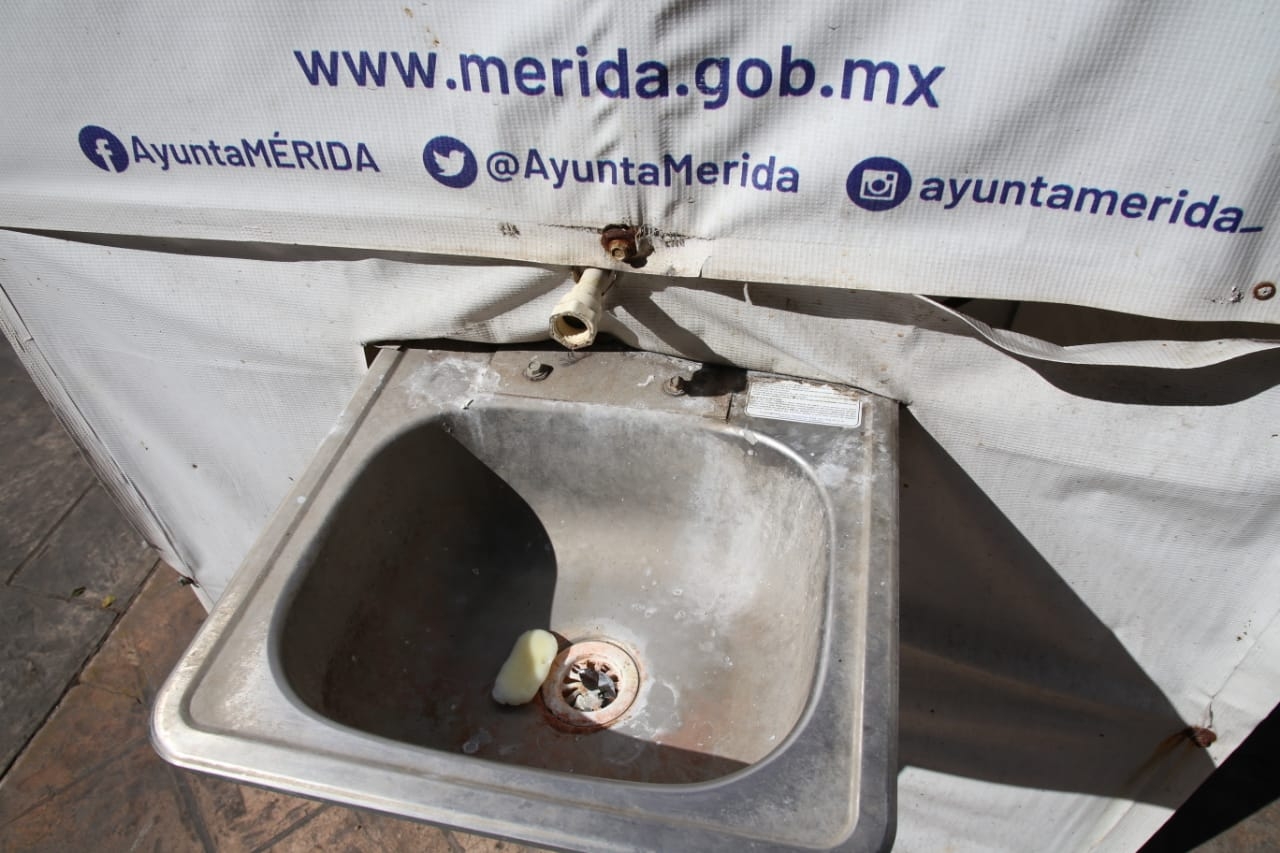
[[860, 169, 899, 202], [846, 157, 911, 212], [78, 125, 129, 173]]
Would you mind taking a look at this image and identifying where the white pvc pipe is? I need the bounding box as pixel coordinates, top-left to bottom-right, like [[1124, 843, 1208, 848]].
[[549, 268, 616, 350]]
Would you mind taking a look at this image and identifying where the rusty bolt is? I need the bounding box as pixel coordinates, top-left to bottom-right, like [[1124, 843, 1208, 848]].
[[600, 225, 639, 262], [1186, 726, 1217, 748], [1253, 281, 1276, 301], [663, 375, 688, 396], [523, 359, 552, 381]]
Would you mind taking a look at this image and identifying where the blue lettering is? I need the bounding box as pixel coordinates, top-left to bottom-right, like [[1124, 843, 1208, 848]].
[[356, 143, 380, 172], [695, 57, 730, 110], [736, 57, 772, 98], [900, 170, 1244, 233], [902, 65, 944, 107], [326, 141, 352, 170], [525, 148, 549, 180], [971, 179, 998, 204], [1029, 177, 1049, 207], [841, 59, 898, 103], [664, 154, 692, 186], [294, 50, 340, 86], [269, 134, 293, 168], [999, 181, 1025, 205], [919, 177, 944, 202], [551, 58, 573, 96], [1213, 208, 1243, 232], [1147, 195, 1172, 220], [391, 51, 436, 87], [242, 138, 270, 167], [460, 54, 510, 94], [293, 140, 318, 169], [944, 178, 970, 209], [1075, 187, 1119, 215], [1185, 196, 1218, 228], [550, 157, 569, 189], [342, 50, 388, 87], [515, 57, 546, 95], [779, 46, 814, 97], [1046, 184, 1074, 210], [131, 136, 156, 165], [576, 46, 590, 97], [288, 46, 944, 112], [751, 156, 776, 190], [596, 49, 629, 98], [1121, 193, 1147, 218], [635, 61, 669, 98]]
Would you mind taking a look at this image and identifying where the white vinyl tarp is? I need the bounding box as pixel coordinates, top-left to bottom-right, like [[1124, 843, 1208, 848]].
[[2, 2, 1279, 851], [1, 1, 1278, 322]]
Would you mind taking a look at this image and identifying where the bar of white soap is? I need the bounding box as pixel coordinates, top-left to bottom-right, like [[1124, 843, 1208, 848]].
[[492, 629, 559, 705]]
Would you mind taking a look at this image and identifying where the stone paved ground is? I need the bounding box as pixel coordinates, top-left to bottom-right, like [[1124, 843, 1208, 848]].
[[0, 332, 1275, 852], [0, 336, 540, 852]]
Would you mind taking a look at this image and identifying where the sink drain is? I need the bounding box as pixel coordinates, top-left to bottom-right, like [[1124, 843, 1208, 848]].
[[540, 639, 640, 731]]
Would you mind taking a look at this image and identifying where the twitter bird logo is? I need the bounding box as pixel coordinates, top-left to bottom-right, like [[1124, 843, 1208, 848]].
[[423, 135, 478, 189], [432, 149, 465, 177]]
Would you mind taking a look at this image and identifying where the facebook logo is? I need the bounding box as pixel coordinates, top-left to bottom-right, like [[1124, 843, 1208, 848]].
[[78, 125, 129, 173]]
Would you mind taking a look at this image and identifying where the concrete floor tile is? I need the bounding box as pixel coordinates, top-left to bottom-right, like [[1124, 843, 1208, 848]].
[[0, 588, 115, 773], [262, 805, 399, 853], [178, 773, 325, 853], [0, 684, 149, 826], [0, 337, 96, 579], [0, 444, 94, 586], [0, 739, 205, 853], [81, 565, 206, 702], [1195, 797, 1280, 852], [447, 828, 547, 852], [11, 484, 156, 604], [361, 810, 465, 851], [0, 337, 57, 441]]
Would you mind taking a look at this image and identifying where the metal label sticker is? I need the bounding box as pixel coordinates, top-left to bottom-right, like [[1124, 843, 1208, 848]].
[[746, 378, 863, 428]]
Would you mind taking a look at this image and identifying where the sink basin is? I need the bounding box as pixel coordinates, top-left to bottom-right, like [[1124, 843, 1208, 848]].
[[154, 346, 899, 851]]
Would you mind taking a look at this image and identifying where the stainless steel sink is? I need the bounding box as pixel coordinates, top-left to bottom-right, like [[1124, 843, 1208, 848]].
[[153, 346, 899, 851]]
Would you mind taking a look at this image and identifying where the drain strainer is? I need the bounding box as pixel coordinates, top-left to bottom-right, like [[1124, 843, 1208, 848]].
[[540, 639, 640, 731]]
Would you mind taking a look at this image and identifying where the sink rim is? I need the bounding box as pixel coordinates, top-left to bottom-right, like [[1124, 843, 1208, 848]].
[[152, 346, 898, 852]]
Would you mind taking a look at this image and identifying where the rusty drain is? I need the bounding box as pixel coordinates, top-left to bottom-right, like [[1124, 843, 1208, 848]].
[[540, 639, 640, 731]]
